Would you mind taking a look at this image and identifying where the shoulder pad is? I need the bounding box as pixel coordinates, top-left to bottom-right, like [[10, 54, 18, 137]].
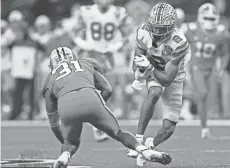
[[170, 30, 189, 59], [136, 24, 152, 50], [171, 29, 187, 48]]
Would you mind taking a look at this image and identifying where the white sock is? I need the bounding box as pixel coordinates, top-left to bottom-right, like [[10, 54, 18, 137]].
[[135, 145, 148, 153], [145, 137, 155, 149], [135, 134, 144, 143]]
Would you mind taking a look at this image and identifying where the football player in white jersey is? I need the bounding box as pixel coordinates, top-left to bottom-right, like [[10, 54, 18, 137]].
[[127, 3, 190, 166], [73, 0, 132, 142], [73, 0, 131, 56]]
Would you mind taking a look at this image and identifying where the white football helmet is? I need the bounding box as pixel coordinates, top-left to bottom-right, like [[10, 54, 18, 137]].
[[198, 3, 219, 30], [49, 47, 74, 70], [145, 3, 177, 42]]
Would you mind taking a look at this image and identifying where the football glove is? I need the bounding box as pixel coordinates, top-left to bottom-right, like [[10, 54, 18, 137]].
[[134, 54, 150, 68]]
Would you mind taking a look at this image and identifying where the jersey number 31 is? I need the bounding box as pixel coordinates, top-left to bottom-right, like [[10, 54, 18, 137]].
[[52, 61, 84, 81]]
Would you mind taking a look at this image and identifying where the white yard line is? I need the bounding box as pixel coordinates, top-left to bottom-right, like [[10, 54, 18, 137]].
[[0, 159, 92, 168], [1, 120, 230, 127]]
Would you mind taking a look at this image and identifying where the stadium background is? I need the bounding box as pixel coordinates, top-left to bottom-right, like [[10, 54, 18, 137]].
[[1, 0, 230, 120]]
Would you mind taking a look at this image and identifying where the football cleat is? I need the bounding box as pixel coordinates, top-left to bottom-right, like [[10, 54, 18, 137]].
[[53, 151, 70, 168], [137, 149, 172, 166], [127, 148, 139, 158], [127, 135, 144, 158]]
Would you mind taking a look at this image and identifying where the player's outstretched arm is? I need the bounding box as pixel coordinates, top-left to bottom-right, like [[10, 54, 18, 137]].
[[43, 78, 64, 144], [45, 95, 64, 144], [94, 70, 112, 102]]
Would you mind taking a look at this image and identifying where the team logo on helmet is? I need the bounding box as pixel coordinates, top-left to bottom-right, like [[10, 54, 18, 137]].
[[147, 3, 176, 26], [49, 47, 74, 70]]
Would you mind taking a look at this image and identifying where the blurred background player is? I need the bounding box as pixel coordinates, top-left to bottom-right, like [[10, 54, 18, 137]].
[[184, 3, 229, 139], [2, 10, 45, 120], [30, 15, 53, 119], [1, 19, 11, 115], [43, 47, 172, 168], [72, 0, 133, 142], [127, 3, 189, 166]]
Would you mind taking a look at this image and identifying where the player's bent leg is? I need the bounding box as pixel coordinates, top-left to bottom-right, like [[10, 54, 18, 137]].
[[53, 122, 83, 168], [89, 90, 171, 165], [146, 119, 177, 149], [192, 67, 211, 139], [54, 92, 85, 168], [61, 122, 83, 156], [128, 84, 163, 158], [145, 79, 183, 148], [137, 85, 163, 136]]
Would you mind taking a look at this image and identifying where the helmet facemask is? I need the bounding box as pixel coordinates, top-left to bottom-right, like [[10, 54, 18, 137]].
[[145, 22, 175, 43]]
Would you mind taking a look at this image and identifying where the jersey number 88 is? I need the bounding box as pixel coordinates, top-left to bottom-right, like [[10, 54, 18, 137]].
[[91, 22, 115, 41]]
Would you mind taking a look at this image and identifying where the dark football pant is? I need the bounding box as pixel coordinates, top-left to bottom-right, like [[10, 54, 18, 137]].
[[9, 78, 35, 120], [58, 88, 120, 144], [191, 66, 212, 99]]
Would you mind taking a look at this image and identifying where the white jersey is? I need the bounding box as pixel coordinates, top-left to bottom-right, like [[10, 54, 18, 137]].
[[134, 24, 190, 123], [137, 24, 190, 80], [80, 4, 127, 52]]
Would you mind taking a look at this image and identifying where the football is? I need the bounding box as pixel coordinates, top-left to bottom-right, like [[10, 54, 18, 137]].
[[146, 52, 171, 71]]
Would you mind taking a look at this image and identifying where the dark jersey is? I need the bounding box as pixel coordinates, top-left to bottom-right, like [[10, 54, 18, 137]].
[[42, 58, 103, 99], [184, 22, 228, 69]]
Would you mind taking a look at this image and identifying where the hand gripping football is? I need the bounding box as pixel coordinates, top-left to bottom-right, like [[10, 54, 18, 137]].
[[146, 53, 169, 71]]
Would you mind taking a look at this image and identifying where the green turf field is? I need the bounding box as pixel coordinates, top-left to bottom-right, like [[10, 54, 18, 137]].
[[1, 120, 230, 168]]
